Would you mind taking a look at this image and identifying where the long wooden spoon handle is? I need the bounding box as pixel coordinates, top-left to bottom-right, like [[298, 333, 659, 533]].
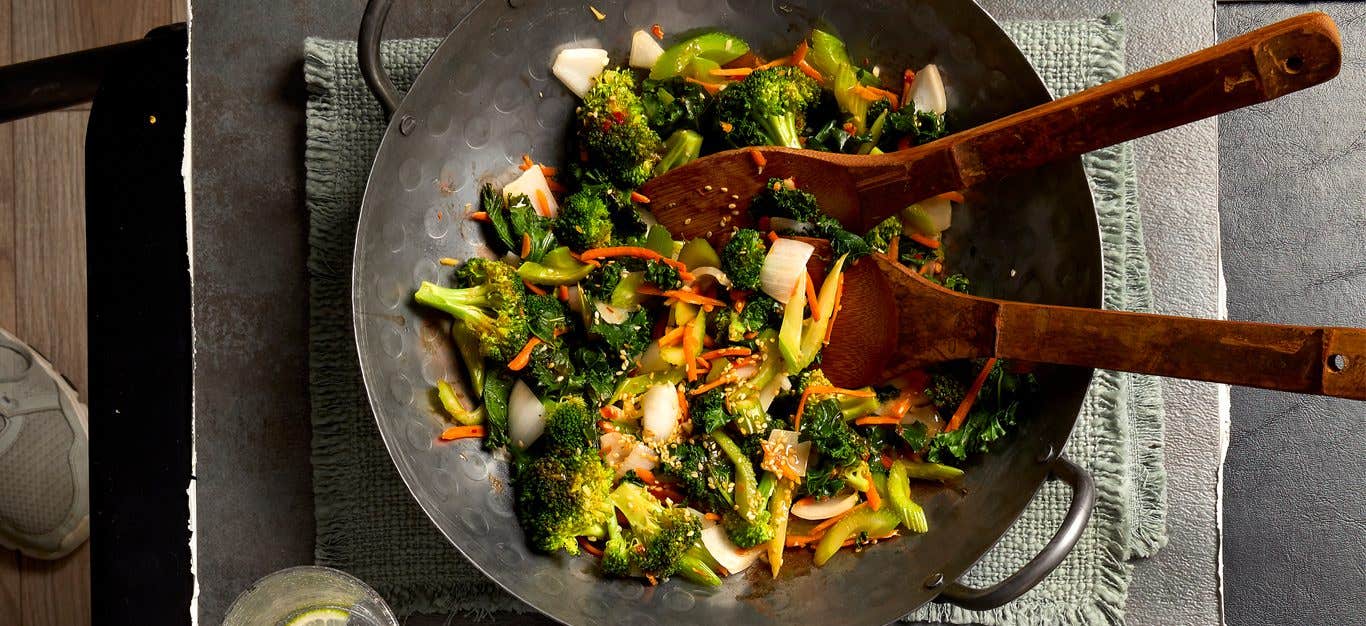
[[855, 13, 1341, 222], [994, 302, 1366, 400]]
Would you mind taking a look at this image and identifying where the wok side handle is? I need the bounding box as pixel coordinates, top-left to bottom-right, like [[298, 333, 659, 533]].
[[935, 456, 1095, 611], [358, 0, 400, 119]]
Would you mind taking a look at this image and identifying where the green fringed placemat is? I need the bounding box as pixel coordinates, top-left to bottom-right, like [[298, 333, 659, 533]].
[[304, 14, 1166, 624]]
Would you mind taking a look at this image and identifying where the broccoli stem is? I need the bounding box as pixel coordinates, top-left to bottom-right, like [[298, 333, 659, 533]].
[[710, 430, 761, 520], [655, 129, 703, 175], [676, 547, 723, 587], [812, 505, 900, 566], [762, 115, 804, 149], [450, 325, 485, 392], [887, 461, 929, 533]]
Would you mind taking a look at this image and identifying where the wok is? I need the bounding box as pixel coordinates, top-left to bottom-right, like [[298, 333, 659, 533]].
[[352, 0, 1099, 622]]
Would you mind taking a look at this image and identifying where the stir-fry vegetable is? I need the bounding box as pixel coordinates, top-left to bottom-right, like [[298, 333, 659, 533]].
[[412, 25, 1037, 587]]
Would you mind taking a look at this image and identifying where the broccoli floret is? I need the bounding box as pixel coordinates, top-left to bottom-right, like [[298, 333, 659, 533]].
[[516, 448, 616, 555], [641, 77, 711, 136], [555, 189, 614, 251], [712, 66, 821, 149], [600, 517, 632, 577], [710, 430, 773, 547], [663, 438, 733, 511], [643, 259, 683, 290], [689, 388, 729, 434], [572, 348, 621, 407], [611, 482, 706, 578], [525, 293, 572, 343], [590, 307, 653, 366], [582, 262, 624, 301], [543, 397, 596, 453], [415, 259, 528, 362], [925, 373, 968, 411], [578, 69, 664, 187], [750, 178, 822, 222], [655, 129, 703, 176], [863, 216, 903, 253], [721, 228, 766, 291]]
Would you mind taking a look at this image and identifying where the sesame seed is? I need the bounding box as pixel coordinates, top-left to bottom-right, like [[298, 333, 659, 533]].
[[731, 194, 740, 200], [684, 218, 693, 225], [720, 187, 729, 193], [704, 185, 713, 192], [727, 203, 737, 210]]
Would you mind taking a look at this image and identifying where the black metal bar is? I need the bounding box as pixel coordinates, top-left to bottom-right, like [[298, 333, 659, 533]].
[[358, 0, 399, 119], [934, 456, 1096, 611], [0, 23, 185, 124]]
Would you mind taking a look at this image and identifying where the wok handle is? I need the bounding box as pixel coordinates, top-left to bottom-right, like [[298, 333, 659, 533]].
[[358, 0, 400, 118], [936, 456, 1095, 611]]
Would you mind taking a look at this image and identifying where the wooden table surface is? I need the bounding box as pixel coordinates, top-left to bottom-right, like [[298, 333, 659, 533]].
[[0, 1, 185, 624]]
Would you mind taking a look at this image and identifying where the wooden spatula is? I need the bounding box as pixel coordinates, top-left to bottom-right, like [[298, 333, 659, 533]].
[[641, 13, 1342, 237], [817, 251, 1366, 399]]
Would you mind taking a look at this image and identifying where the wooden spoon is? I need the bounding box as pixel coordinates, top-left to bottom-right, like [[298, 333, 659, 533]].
[[641, 13, 1342, 237], [817, 250, 1366, 399]]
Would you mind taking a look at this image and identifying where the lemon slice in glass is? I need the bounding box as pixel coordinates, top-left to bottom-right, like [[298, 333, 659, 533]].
[[285, 607, 351, 626]]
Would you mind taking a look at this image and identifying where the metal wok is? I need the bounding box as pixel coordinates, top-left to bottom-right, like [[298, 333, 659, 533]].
[[351, 0, 1100, 622]]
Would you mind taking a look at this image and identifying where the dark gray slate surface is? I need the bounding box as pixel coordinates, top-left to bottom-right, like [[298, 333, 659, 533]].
[[1218, 4, 1366, 626], [190, 1, 1223, 625]]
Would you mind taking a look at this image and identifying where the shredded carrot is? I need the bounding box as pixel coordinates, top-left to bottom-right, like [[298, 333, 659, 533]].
[[523, 280, 548, 295], [520, 233, 532, 259], [678, 387, 690, 423], [791, 39, 810, 67], [599, 405, 622, 420], [507, 336, 543, 371], [663, 290, 726, 308], [710, 67, 754, 78], [685, 77, 723, 95], [796, 60, 824, 82], [823, 274, 845, 344], [695, 357, 711, 371], [743, 331, 758, 340], [793, 391, 811, 431], [785, 534, 820, 547], [767, 230, 780, 243], [545, 177, 567, 194], [700, 347, 751, 361], [880, 451, 896, 470], [636, 284, 664, 297], [648, 485, 686, 503], [658, 324, 688, 347], [651, 23, 664, 39], [936, 190, 966, 204], [749, 147, 767, 171], [704, 512, 721, 522], [438, 425, 486, 441], [682, 322, 698, 381], [519, 154, 535, 170], [645, 573, 659, 586], [578, 537, 604, 557], [756, 56, 791, 70], [842, 121, 857, 135], [469, 211, 490, 222], [689, 371, 739, 395], [896, 135, 914, 151], [806, 385, 876, 398], [946, 358, 997, 433], [534, 189, 551, 217], [630, 190, 651, 204], [804, 271, 821, 322], [854, 416, 903, 426], [557, 284, 569, 301], [439, 257, 459, 266], [702, 335, 716, 349], [580, 246, 666, 263], [634, 468, 658, 484], [540, 164, 558, 176], [437, 211, 443, 221], [856, 84, 900, 108], [719, 121, 734, 133], [865, 480, 882, 511], [908, 232, 941, 249], [886, 235, 899, 261], [901, 68, 916, 109], [811, 504, 863, 536]]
